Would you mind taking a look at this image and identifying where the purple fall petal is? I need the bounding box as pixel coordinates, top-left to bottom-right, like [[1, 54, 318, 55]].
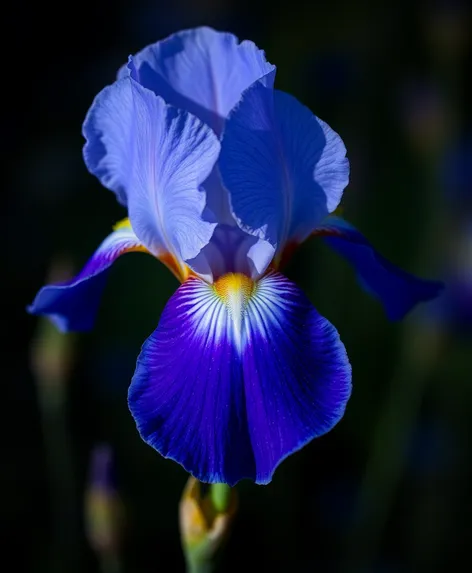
[[128, 272, 351, 485], [316, 216, 444, 320], [28, 223, 146, 331]]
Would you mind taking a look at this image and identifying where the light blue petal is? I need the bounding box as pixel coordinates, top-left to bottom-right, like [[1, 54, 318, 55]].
[[317, 217, 444, 320], [128, 272, 351, 485], [220, 81, 349, 255], [200, 164, 235, 227], [27, 224, 146, 332], [83, 77, 220, 262], [119, 26, 275, 136]]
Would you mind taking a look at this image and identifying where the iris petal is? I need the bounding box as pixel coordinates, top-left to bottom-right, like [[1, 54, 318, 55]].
[[28, 222, 147, 332], [128, 272, 351, 485], [220, 80, 349, 259], [119, 26, 275, 136], [83, 77, 220, 263], [316, 216, 444, 320], [186, 224, 275, 282]]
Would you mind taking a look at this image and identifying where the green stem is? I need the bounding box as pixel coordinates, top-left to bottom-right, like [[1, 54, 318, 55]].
[[210, 483, 231, 513], [100, 553, 122, 573], [187, 559, 214, 573]]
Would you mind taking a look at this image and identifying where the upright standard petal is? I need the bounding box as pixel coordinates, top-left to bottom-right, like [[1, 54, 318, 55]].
[[315, 217, 444, 320], [119, 27, 275, 136], [220, 80, 349, 258], [83, 77, 220, 263], [128, 272, 351, 485], [28, 221, 147, 332]]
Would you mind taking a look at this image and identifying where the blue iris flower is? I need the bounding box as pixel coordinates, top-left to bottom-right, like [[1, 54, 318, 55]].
[[28, 27, 443, 485]]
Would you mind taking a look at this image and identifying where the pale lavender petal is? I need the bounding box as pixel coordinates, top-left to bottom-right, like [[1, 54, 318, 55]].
[[119, 26, 275, 136], [83, 77, 220, 263], [220, 80, 349, 256]]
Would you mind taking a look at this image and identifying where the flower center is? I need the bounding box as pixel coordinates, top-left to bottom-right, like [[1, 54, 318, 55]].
[[213, 273, 255, 305], [213, 273, 256, 351]]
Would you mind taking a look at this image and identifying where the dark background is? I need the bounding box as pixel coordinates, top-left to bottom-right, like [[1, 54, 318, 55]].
[[3, 1, 471, 572]]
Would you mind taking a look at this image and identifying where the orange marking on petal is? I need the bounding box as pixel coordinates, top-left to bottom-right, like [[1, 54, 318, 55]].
[[112, 218, 190, 282], [271, 241, 300, 272], [122, 244, 149, 255], [274, 211, 346, 271], [158, 251, 192, 283]]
